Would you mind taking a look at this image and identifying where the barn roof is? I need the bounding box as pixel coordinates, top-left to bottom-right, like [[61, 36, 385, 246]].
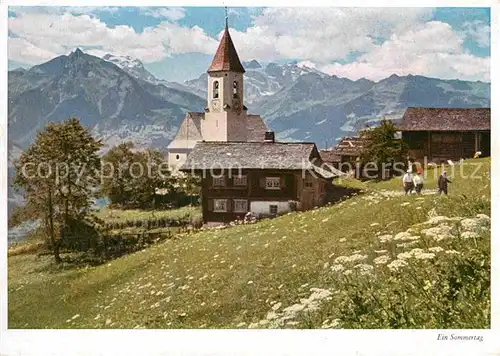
[[398, 107, 490, 132], [319, 150, 342, 163], [179, 141, 339, 178]]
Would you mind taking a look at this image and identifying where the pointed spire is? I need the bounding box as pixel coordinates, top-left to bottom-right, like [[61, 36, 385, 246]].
[[225, 6, 228, 30], [207, 7, 245, 73]]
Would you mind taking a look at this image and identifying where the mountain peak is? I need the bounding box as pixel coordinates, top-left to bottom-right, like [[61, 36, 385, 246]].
[[243, 59, 262, 69], [70, 48, 85, 58]]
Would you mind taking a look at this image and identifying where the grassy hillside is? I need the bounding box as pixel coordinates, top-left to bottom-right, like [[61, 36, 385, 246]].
[[8, 158, 490, 329]]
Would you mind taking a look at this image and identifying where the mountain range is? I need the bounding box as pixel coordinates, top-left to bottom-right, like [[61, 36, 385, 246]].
[[8, 49, 490, 155], [6, 49, 491, 226]]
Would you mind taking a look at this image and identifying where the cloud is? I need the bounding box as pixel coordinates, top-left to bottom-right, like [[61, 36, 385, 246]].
[[9, 6, 120, 16], [461, 20, 490, 48], [320, 21, 490, 82], [229, 8, 434, 62], [7, 7, 490, 82], [140, 7, 186, 21], [8, 11, 217, 64]]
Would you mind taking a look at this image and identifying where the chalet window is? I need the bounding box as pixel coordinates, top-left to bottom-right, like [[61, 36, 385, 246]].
[[233, 81, 238, 98], [214, 199, 228, 212], [233, 199, 248, 213], [269, 205, 278, 215], [265, 177, 281, 190], [233, 175, 247, 186], [213, 81, 219, 99], [304, 178, 313, 189], [213, 176, 225, 187]]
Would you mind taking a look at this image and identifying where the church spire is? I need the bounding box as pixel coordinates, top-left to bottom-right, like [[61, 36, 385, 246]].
[[207, 7, 245, 73], [225, 6, 228, 29]]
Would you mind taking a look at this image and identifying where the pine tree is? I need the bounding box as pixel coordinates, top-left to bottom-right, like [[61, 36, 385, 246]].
[[359, 119, 408, 179], [12, 117, 102, 263]]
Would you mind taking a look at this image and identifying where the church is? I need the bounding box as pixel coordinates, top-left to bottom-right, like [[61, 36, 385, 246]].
[[167, 19, 268, 170]]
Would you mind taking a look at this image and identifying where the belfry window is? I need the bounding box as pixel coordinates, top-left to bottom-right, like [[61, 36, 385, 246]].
[[213, 81, 219, 99], [233, 81, 238, 98]]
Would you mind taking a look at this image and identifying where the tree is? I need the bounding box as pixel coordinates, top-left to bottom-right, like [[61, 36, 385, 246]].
[[12, 118, 102, 263], [359, 119, 408, 180], [101, 142, 136, 207], [102, 144, 171, 209]]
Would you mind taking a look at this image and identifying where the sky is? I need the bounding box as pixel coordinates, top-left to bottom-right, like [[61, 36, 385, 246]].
[[7, 6, 491, 83]]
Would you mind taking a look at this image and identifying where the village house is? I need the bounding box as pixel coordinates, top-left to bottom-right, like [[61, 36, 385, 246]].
[[179, 132, 341, 224], [398, 107, 491, 163], [167, 19, 268, 170], [320, 136, 370, 178]]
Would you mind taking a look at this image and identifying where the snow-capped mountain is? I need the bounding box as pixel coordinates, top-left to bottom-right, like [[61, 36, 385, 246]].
[[8, 49, 205, 152], [102, 53, 198, 95], [8, 50, 490, 152]]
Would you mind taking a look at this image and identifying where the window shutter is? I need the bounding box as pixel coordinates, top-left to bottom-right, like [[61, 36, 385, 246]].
[[280, 176, 286, 188], [207, 199, 214, 212], [260, 177, 266, 188], [226, 199, 232, 212]]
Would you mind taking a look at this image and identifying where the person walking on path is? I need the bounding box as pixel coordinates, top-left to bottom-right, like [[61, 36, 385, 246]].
[[402, 169, 414, 195], [413, 170, 424, 194], [438, 171, 452, 195]]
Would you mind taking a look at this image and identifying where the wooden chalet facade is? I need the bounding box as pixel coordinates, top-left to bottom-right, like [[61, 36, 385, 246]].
[[399, 108, 491, 163], [320, 136, 367, 178], [180, 134, 340, 223]]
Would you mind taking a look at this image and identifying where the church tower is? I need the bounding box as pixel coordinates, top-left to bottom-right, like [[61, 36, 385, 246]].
[[202, 13, 247, 142]]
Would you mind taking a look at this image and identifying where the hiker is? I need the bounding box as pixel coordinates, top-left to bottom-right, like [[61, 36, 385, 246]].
[[413, 170, 424, 194], [402, 169, 414, 195], [438, 171, 452, 195]]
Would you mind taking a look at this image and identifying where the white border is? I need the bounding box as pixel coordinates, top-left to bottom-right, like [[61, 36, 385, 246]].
[[1, 1, 498, 355]]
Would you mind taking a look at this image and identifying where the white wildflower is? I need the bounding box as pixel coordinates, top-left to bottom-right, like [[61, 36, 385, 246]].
[[378, 234, 393, 243], [401, 202, 410, 207], [339, 238, 347, 242], [373, 255, 391, 265], [461, 231, 480, 239], [428, 246, 444, 253], [374, 249, 388, 254], [272, 302, 282, 311], [353, 264, 374, 275], [387, 259, 408, 271], [71, 314, 80, 320], [445, 250, 460, 255], [247, 280, 254, 285], [331, 264, 344, 272], [414, 252, 435, 260], [370, 223, 380, 227]]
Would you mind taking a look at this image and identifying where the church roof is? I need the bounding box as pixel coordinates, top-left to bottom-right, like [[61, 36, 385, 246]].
[[168, 112, 269, 149], [207, 26, 245, 73], [246, 114, 269, 141], [167, 112, 203, 149]]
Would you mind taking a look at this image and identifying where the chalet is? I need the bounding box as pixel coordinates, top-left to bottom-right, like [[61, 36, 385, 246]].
[[398, 107, 491, 163], [320, 136, 367, 177], [179, 132, 341, 223]]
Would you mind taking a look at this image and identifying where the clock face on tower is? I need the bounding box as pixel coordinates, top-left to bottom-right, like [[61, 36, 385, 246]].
[[211, 100, 220, 112]]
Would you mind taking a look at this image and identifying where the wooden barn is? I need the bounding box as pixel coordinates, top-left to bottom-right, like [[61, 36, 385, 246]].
[[320, 136, 367, 177], [398, 108, 490, 163], [179, 133, 341, 223]]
